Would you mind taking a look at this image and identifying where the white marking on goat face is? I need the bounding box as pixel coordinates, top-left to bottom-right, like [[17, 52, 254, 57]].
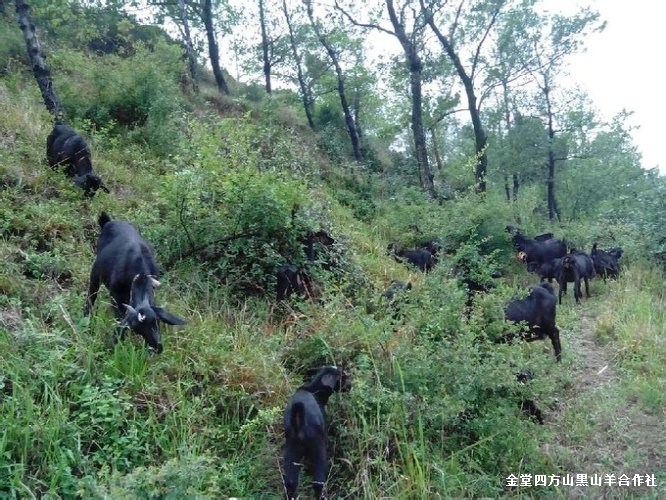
[[138, 312, 146, 323]]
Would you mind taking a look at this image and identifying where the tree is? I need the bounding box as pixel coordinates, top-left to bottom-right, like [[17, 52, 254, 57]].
[[420, 0, 516, 193], [257, 0, 288, 94], [336, 0, 435, 196], [202, 0, 229, 94], [14, 0, 64, 117], [305, 0, 362, 162], [282, 0, 315, 129], [179, 0, 198, 92], [519, 8, 604, 219], [148, 0, 235, 94]]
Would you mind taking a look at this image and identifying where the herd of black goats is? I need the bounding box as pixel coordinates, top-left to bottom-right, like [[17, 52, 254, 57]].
[[43, 120, 624, 499]]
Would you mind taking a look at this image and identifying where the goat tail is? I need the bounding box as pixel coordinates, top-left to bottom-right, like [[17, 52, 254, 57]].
[[98, 211, 112, 228], [289, 402, 305, 433]]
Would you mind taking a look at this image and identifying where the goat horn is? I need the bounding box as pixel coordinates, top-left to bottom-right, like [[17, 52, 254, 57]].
[[123, 303, 138, 315], [149, 276, 161, 287]]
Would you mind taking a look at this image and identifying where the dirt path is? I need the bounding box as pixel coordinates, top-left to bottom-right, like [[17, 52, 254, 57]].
[[543, 303, 665, 498]]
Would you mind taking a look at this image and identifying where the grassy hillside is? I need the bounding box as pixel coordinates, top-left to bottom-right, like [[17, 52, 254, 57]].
[[0, 8, 664, 499]]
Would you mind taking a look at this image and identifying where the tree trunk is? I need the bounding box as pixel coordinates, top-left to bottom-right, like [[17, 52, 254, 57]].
[[408, 51, 433, 194], [353, 90, 363, 143], [386, 0, 434, 196], [282, 0, 315, 129], [543, 77, 560, 220], [14, 0, 64, 117], [429, 126, 443, 171], [424, 14, 487, 192], [259, 0, 272, 94], [501, 78, 516, 201], [203, 0, 229, 95], [306, 1, 362, 162], [179, 0, 198, 93]]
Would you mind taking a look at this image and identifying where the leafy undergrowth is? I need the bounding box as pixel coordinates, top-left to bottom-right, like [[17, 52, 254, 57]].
[[1, 45, 664, 499]]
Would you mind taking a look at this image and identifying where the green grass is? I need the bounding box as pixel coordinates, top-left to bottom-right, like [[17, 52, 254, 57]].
[[1, 30, 664, 497]]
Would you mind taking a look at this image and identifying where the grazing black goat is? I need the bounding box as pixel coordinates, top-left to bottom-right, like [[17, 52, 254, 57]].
[[504, 283, 562, 361], [387, 242, 435, 272], [276, 229, 335, 301], [506, 226, 566, 267], [283, 366, 351, 500], [84, 212, 187, 353], [276, 264, 316, 301], [557, 251, 594, 305], [46, 121, 109, 197], [591, 243, 623, 281]]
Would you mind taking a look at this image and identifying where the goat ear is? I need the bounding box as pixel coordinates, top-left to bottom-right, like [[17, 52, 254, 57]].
[[305, 367, 320, 378], [153, 306, 187, 325]]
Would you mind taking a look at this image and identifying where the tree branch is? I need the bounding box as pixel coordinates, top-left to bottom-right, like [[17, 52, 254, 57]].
[[334, 0, 396, 36], [470, 3, 502, 80]]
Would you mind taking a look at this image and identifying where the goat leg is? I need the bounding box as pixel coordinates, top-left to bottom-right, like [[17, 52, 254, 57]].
[[310, 443, 328, 500], [282, 444, 302, 500]]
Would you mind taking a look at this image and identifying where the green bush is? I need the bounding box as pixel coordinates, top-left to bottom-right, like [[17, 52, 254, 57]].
[[51, 42, 185, 156]]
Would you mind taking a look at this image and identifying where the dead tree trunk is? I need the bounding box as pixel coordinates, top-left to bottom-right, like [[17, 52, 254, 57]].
[[14, 0, 64, 118], [203, 0, 229, 95]]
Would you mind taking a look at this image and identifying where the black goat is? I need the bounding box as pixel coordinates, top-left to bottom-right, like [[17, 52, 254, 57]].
[[507, 226, 566, 267], [283, 366, 351, 500], [527, 258, 562, 283], [46, 121, 109, 197], [276, 229, 335, 301], [534, 232, 555, 242], [84, 212, 187, 353], [387, 243, 435, 272], [557, 251, 594, 304], [591, 243, 623, 281], [504, 283, 562, 361], [276, 264, 317, 301]]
